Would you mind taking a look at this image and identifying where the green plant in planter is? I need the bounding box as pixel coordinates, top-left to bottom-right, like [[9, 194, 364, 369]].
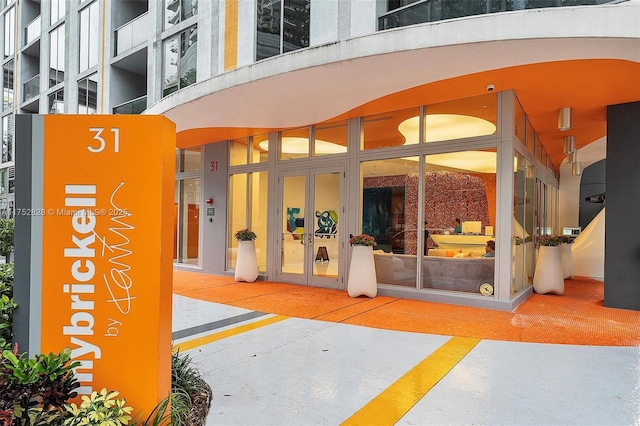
[[537, 235, 561, 246], [0, 346, 80, 424], [63, 388, 133, 426], [348, 234, 376, 247], [142, 349, 212, 426], [0, 218, 14, 263], [556, 235, 574, 244], [234, 228, 257, 242]]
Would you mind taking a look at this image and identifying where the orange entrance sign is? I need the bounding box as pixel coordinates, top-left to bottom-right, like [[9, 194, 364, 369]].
[[16, 115, 175, 417]]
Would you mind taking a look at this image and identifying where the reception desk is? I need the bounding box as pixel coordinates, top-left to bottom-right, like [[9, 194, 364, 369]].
[[430, 234, 491, 255]]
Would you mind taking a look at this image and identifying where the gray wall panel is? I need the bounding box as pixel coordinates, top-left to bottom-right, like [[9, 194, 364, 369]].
[[604, 101, 640, 310], [14, 114, 45, 355]]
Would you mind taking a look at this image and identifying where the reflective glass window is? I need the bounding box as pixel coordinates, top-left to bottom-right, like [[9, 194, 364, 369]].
[[361, 157, 419, 286], [279, 127, 309, 160], [180, 27, 197, 89], [513, 151, 531, 294], [78, 74, 98, 114], [314, 120, 348, 157], [283, 0, 310, 53], [362, 108, 419, 151], [176, 146, 201, 172], [174, 177, 200, 265], [257, 0, 281, 61], [162, 26, 197, 97], [422, 148, 497, 294], [230, 138, 248, 166], [424, 93, 497, 143], [0, 169, 6, 194], [4, 7, 14, 59], [257, 0, 309, 61], [51, 0, 65, 24], [165, 0, 198, 30], [250, 134, 269, 164], [79, 1, 99, 72], [227, 172, 268, 272], [2, 115, 12, 163], [48, 89, 64, 113], [49, 25, 65, 87], [525, 117, 535, 154], [514, 97, 526, 145], [3, 61, 13, 111]]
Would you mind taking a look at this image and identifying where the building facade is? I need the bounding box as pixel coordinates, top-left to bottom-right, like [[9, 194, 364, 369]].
[[4, 0, 639, 309]]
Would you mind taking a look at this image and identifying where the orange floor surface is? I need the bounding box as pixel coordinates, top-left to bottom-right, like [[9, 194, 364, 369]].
[[173, 270, 640, 346]]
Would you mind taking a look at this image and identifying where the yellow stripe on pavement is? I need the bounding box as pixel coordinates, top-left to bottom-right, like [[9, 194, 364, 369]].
[[341, 336, 481, 426], [174, 315, 289, 352]]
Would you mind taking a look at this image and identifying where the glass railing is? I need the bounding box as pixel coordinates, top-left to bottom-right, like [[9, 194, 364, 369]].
[[115, 12, 150, 56], [113, 95, 147, 114], [25, 15, 41, 45], [379, 0, 617, 30], [23, 74, 39, 103]]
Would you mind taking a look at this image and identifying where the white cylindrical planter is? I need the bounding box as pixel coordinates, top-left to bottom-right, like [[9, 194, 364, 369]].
[[560, 243, 573, 279], [533, 245, 564, 295], [235, 240, 259, 282], [347, 245, 377, 298]]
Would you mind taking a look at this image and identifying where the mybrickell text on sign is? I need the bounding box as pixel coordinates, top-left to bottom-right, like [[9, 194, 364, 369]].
[[14, 114, 175, 417]]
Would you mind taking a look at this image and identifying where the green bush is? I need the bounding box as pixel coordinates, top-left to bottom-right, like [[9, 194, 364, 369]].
[[0, 219, 14, 263], [142, 349, 212, 426], [0, 347, 80, 425], [63, 388, 133, 426], [0, 263, 15, 352]]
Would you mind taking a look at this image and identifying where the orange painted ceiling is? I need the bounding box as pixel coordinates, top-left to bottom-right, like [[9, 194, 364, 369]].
[[177, 59, 640, 168]]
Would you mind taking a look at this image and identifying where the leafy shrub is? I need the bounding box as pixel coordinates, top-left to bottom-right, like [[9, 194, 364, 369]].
[[348, 234, 376, 246], [0, 219, 13, 263], [0, 347, 80, 425], [143, 350, 212, 426], [171, 350, 212, 425], [233, 228, 257, 241], [0, 263, 15, 352], [63, 388, 133, 426]]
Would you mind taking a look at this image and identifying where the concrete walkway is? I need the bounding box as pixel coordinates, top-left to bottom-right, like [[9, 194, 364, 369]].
[[171, 271, 640, 425]]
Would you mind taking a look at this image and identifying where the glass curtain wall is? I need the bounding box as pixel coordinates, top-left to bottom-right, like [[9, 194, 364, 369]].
[[228, 133, 269, 273], [362, 157, 419, 287], [359, 94, 498, 295], [164, 0, 198, 30], [2, 115, 12, 164], [3, 7, 14, 60], [79, 1, 99, 73], [422, 148, 497, 294], [227, 171, 268, 272], [174, 147, 202, 265], [49, 25, 65, 88], [78, 74, 98, 114], [514, 95, 559, 288], [230, 135, 269, 166], [3, 61, 13, 111], [256, 0, 310, 61], [524, 158, 536, 286], [163, 26, 197, 97], [513, 151, 528, 293]]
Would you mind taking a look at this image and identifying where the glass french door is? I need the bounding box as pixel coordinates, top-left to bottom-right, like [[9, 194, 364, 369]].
[[276, 166, 344, 288]]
